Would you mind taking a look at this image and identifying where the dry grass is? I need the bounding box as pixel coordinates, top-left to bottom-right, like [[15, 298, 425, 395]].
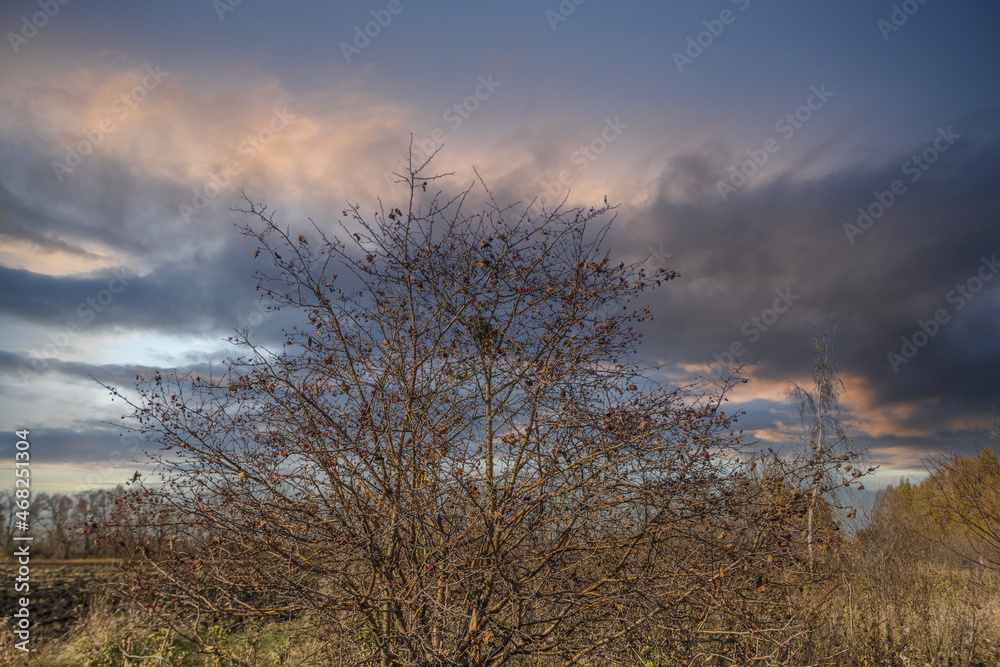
[[4, 553, 999, 666], [802, 556, 1000, 666], [4, 595, 335, 667]]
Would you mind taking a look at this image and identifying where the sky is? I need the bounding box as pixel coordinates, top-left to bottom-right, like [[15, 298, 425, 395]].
[[1, 0, 998, 496]]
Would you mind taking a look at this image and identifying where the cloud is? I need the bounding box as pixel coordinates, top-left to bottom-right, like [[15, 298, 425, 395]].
[[1, 48, 997, 489], [596, 111, 1000, 468]]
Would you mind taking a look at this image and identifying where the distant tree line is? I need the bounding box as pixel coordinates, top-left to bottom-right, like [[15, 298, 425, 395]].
[[0, 488, 123, 559], [865, 440, 1000, 568]]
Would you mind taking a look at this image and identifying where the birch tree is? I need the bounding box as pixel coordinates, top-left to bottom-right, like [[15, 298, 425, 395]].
[[787, 333, 873, 573]]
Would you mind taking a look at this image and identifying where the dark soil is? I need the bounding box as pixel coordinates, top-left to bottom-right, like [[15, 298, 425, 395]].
[[0, 561, 120, 642]]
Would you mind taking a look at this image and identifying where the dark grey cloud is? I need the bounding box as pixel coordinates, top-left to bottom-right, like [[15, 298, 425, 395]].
[[27, 425, 145, 467], [0, 261, 262, 337], [606, 111, 1000, 456]]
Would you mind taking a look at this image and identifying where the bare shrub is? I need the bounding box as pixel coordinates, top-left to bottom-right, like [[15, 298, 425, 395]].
[[99, 156, 827, 666]]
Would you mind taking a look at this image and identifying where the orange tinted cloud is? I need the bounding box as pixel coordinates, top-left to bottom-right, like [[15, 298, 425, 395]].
[[838, 372, 938, 439], [0, 235, 124, 276]]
